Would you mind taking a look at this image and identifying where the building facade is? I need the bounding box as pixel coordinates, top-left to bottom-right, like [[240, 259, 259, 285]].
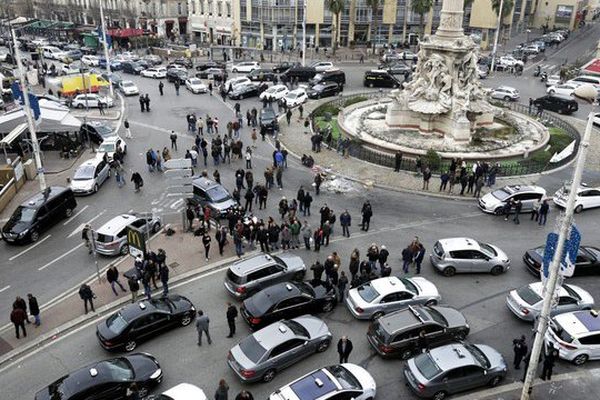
[[189, 0, 239, 45]]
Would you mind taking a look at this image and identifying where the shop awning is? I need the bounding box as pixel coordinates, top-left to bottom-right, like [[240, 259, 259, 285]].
[[0, 101, 81, 134], [0, 123, 27, 146], [107, 28, 144, 38], [581, 58, 600, 76]]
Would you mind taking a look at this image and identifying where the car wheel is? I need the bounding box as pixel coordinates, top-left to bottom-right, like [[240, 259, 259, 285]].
[[369, 83, 374, 88], [120, 244, 129, 255], [489, 376, 502, 387], [494, 207, 504, 215], [433, 391, 447, 400], [65, 208, 74, 217], [425, 299, 438, 306], [400, 348, 413, 360], [30, 230, 39, 242], [573, 354, 589, 365], [443, 266, 456, 277], [490, 265, 504, 276], [549, 89, 555, 95], [504, 96, 510, 101], [138, 386, 148, 398], [232, 68, 238, 73], [263, 369, 276, 383], [76, 104, 84, 109], [575, 204, 583, 213], [124, 340, 137, 352], [322, 301, 334, 312], [372, 311, 384, 320], [93, 184, 99, 193], [180, 313, 192, 326], [316, 339, 331, 352], [152, 222, 161, 233]]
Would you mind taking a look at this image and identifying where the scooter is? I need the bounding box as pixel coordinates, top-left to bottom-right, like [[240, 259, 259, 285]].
[[540, 72, 548, 82]]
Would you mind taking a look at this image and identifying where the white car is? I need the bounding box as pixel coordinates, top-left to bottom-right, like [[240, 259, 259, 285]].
[[506, 282, 594, 322], [96, 136, 127, 161], [71, 94, 114, 109], [141, 66, 167, 79], [593, 112, 600, 126], [268, 364, 376, 400], [259, 84, 289, 101], [70, 158, 111, 195], [185, 77, 208, 94], [478, 185, 546, 214], [547, 83, 578, 97], [546, 310, 600, 365], [498, 56, 524, 68], [311, 61, 334, 72], [152, 383, 207, 400], [554, 183, 600, 213], [61, 63, 81, 75], [118, 80, 139, 96], [546, 74, 561, 87], [224, 76, 251, 91], [231, 61, 260, 73], [283, 88, 308, 108], [81, 55, 100, 66], [489, 86, 520, 101]]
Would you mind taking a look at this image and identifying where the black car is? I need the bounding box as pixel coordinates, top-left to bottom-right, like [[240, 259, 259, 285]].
[[272, 61, 300, 73], [241, 280, 337, 330], [167, 69, 188, 84], [281, 66, 317, 82], [196, 61, 226, 71], [229, 83, 260, 100], [363, 70, 401, 88], [101, 72, 123, 88], [309, 69, 346, 87], [34, 353, 163, 400], [96, 295, 196, 352], [172, 57, 194, 69], [196, 67, 226, 81], [307, 82, 341, 99], [533, 95, 578, 114], [2, 187, 77, 243], [524, 245, 600, 277], [121, 61, 144, 75], [367, 305, 470, 360], [259, 107, 279, 133], [136, 59, 151, 69], [247, 68, 276, 82], [380, 62, 413, 76], [81, 121, 116, 144]]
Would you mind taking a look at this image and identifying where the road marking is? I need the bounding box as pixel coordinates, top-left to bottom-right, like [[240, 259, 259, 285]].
[[67, 210, 106, 238], [38, 243, 85, 271], [0, 285, 10, 293], [8, 235, 52, 261], [170, 198, 184, 209], [63, 205, 89, 225], [129, 120, 172, 134]]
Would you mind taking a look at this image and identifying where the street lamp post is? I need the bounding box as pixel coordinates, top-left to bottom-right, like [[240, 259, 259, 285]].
[[302, 0, 307, 66], [99, 0, 114, 98], [490, 0, 504, 74]]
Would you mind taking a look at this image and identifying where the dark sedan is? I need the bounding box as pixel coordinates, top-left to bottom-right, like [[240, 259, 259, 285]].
[[196, 67, 227, 81], [247, 68, 276, 82], [196, 61, 226, 71], [241, 280, 337, 330], [380, 62, 414, 76], [96, 295, 196, 351], [272, 61, 300, 73], [259, 107, 279, 133], [34, 353, 163, 400], [172, 57, 194, 69], [122, 61, 145, 75], [307, 82, 341, 99], [167, 69, 188, 84], [229, 82, 260, 100], [524, 245, 600, 277]]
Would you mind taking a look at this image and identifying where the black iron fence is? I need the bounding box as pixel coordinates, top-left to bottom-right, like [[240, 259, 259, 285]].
[[311, 94, 581, 177]]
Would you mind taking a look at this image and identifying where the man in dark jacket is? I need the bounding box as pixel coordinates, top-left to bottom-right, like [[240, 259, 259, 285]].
[[340, 209, 351, 237], [159, 265, 169, 296], [106, 266, 127, 296], [297, 186, 305, 213], [361, 201, 372, 231], [13, 296, 29, 323], [302, 192, 313, 216], [310, 261, 325, 281], [402, 246, 413, 273], [226, 302, 238, 338], [28, 293, 40, 326], [513, 335, 528, 369], [78, 284, 95, 314], [414, 243, 426, 274], [337, 336, 353, 363], [513, 200, 522, 224], [128, 276, 139, 303], [10, 307, 27, 338]]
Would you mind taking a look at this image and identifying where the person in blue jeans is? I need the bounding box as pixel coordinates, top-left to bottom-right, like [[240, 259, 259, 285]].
[[402, 246, 413, 273], [539, 199, 549, 225]]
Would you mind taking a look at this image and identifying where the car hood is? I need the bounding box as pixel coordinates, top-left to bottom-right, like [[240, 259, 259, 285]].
[[526, 248, 544, 264], [292, 315, 331, 339], [307, 279, 336, 299], [477, 344, 508, 371], [277, 253, 306, 272], [2, 219, 30, 235], [169, 294, 195, 312], [127, 353, 161, 381], [342, 363, 376, 393], [153, 383, 207, 400], [71, 179, 95, 190], [211, 198, 237, 212], [480, 192, 502, 207], [410, 277, 439, 298]]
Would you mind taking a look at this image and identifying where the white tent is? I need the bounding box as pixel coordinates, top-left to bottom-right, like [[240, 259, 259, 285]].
[[0, 100, 81, 136]]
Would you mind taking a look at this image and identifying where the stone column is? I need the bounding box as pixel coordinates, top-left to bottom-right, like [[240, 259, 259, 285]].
[[435, 0, 465, 39]]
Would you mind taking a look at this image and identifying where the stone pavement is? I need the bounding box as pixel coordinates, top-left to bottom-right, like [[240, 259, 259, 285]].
[[0, 221, 243, 362]]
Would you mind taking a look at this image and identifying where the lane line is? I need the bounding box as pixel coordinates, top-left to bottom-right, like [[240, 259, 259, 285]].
[[0, 285, 10, 293], [63, 205, 89, 225], [38, 243, 85, 271], [67, 210, 106, 238], [8, 235, 52, 261]]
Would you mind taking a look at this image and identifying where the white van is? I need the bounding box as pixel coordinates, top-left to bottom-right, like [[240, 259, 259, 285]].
[[42, 46, 66, 60]]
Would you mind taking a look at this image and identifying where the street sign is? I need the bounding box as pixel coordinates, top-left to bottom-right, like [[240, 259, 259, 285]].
[[164, 158, 192, 169], [164, 168, 193, 178], [167, 185, 193, 195], [127, 226, 146, 258], [541, 225, 582, 281]]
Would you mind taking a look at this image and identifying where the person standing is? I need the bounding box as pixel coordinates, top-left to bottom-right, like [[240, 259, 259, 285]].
[[314, 173, 323, 195], [340, 209, 351, 238], [301, 221, 312, 250], [124, 118, 132, 139], [78, 283, 95, 314], [226, 302, 238, 338], [235, 390, 254, 400], [337, 271, 348, 301], [174, 80, 180, 95], [27, 293, 40, 327], [202, 232, 211, 261], [139, 94, 145, 112], [214, 379, 229, 400], [473, 176, 484, 198], [394, 151, 403, 172], [361, 201, 373, 231], [216, 226, 228, 256], [186, 205, 196, 231], [541, 346, 558, 381], [413, 243, 426, 274], [159, 264, 169, 296], [13, 296, 30, 324], [106, 266, 127, 296], [158, 81, 164, 96], [131, 171, 143, 192], [303, 192, 313, 216], [539, 199, 549, 226], [170, 131, 178, 151], [310, 261, 325, 281], [402, 246, 413, 273], [195, 310, 212, 345], [422, 167, 431, 190], [513, 335, 528, 370], [144, 94, 151, 112], [337, 336, 353, 363], [513, 200, 522, 224], [10, 306, 27, 339], [128, 276, 139, 303], [286, 109, 292, 125]]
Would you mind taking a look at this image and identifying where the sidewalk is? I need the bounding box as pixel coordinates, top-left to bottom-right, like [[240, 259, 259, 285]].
[[0, 222, 242, 363]]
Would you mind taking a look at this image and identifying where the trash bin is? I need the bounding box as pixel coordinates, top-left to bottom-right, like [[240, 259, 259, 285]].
[[23, 159, 36, 180]]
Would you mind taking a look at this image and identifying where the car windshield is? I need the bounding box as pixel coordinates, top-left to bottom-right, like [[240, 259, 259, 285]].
[[562, 284, 581, 300], [98, 143, 116, 153], [151, 298, 175, 312], [465, 343, 490, 368], [491, 188, 511, 201], [312, 84, 326, 91], [357, 282, 379, 303], [283, 319, 310, 337], [325, 365, 361, 389], [295, 282, 316, 297], [11, 206, 37, 223], [414, 353, 441, 380], [190, 79, 202, 85], [122, 82, 135, 88], [400, 278, 418, 294], [106, 312, 129, 334], [93, 125, 113, 137], [73, 165, 95, 180], [238, 334, 267, 363], [206, 185, 230, 202], [478, 242, 497, 257], [98, 358, 134, 381], [424, 307, 448, 326], [288, 93, 299, 99], [551, 320, 574, 343], [517, 286, 542, 305], [227, 269, 243, 284]]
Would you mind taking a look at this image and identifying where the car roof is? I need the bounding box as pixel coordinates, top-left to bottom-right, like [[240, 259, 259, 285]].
[[79, 158, 104, 168], [119, 298, 170, 320], [289, 368, 338, 400], [554, 311, 600, 336], [371, 276, 407, 294], [500, 185, 545, 195], [96, 213, 139, 234], [496, 86, 517, 91], [427, 343, 480, 371], [253, 320, 303, 349], [230, 254, 281, 275], [192, 176, 220, 190], [21, 186, 70, 208], [437, 237, 481, 252], [527, 282, 573, 298], [254, 282, 301, 305], [379, 306, 428, 333]]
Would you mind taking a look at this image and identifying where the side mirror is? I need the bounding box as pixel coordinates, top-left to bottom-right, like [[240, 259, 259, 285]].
[[484, 370, 488, 375], [442, 378, 448, 383]]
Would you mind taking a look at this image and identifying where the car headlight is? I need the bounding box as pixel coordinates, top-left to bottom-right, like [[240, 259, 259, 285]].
[[150, 368, 162, 380], [18, 229, 29, 238]]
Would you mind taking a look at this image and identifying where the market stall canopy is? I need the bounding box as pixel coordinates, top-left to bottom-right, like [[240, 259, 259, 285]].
[[0, 100, 81, 135]]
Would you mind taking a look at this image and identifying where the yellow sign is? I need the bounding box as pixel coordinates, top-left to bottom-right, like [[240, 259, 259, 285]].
[[127, 226, 146, 257]]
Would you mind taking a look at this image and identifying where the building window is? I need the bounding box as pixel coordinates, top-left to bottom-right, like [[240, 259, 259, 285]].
[[192, 0, 196, 13], [208, 0, 213, 15], [217, 1, 222, 16], [200, 0, 204, 14], [226, 2, 231, 17], [178, 2, 182, 14]]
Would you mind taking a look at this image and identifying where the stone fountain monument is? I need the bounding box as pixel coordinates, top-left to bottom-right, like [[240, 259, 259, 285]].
[[385, 0, 495, 141]]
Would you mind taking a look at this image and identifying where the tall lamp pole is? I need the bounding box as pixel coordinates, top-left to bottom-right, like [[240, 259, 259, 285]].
[[520, 84, 597, 400], [302, 0, 307, 66], [490, 0, 504, 74], [99, 0, 114, 97], [11, 27, 46, 190]]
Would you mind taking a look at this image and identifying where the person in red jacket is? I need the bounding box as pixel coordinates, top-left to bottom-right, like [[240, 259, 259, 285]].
[[10, 307, 27, 339]]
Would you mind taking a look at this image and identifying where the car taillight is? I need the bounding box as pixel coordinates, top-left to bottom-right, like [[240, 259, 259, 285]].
[[355, 307, 364, 313], [560, 342, 577, 350], [417, 383, 426, 392], [249, 317, 261, 325], [236, 286, 246, 294], [241, 369, 256, 378], [379, 344, 393, 354], [521, 308, 530, 315]]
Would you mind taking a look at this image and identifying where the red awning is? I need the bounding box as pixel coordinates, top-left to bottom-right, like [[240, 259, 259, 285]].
[[582, 58, 600, 76], [107, 28, 144, 38]]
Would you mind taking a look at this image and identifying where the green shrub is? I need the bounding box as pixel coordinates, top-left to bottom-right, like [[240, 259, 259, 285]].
[[313, 103, 340, 118], [343, 96, 368, 107], [424, 149, 441, 170]]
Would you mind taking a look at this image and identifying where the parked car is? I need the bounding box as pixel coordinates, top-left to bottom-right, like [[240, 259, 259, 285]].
[[98, 57, 123, 70], [146, 383, 206, 400], [546, 74, 561, 87], [259, 84, 289, 101], [196, 61, 226, 71], [188, 176, 237, 218], [223, 253, 306, 299], [568, 75, 600, 91], [523, 245, 600, 277], [430, 237, 510, 276], [281, 66, 317, 82], [247, 68, 276, 82], [93, 213, 162, 256], [380, 62, 413, 76], [81, 121, 116, 144], [498, 55, 524, 68], [489, 86, 520, 101], [118, 80, 139, 96], [231, 61, 260, 73], [2, 186, 77, 243], [345, 276, 441, 320], [241, 280, 337, 330], [506, 282, 594, 322], [228, 315, 332, 382], [96, 136, 127, 161], [196, 67, 226, 81], [272, 61, 300, 73], [122, 61, 145, 75], [367, 305, 470, 359], [172, 57, 193, 69], [185, 77, 208, 94], [309, 68, 346, 86], [533, 95, 578, 114], [229, 82, 260, 99], [140, 66, 167, 79], [283, 88, 308, 108], [141, 54, 162, 65], [547, 83, 578, 97], [70, 158, 111, 195], [554, 183, 600, 213], [307, 82, 341, 99], [363, 70, 401, 88], [404, 343, 507, 399], [101, 72, 123, 87], [267, 364, 376, 400], [546, 310, 600, 365], [81, 54, 100, 66], [34, 354, 163, 400], [478, 185, 547, 215], [166, 69, 188, 84], [96, 295, 196, 351], [224, 76, 251, 90], [71, 93, 114, 109], [310, 61, 334, 72], [259, 107, 279, 133], [61, 63, 82, 75]]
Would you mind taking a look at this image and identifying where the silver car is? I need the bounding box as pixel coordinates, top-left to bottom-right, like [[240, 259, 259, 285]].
[[506, 282, 594, 322], [345, 276, 441, 320], [430, 237, 510, 276], [70, 158, 111, 195], [479, 185, 546, 214], [404, 342, 507, 399], [228, 315, 332, 383], [94, 213, 162, 256]]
